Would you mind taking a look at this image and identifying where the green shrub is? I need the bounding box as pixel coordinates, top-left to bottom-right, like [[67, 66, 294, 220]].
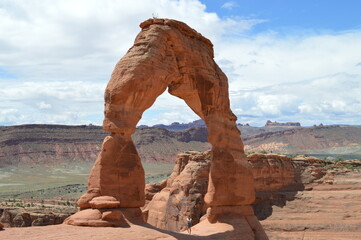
[[335, 157, 344, 162]]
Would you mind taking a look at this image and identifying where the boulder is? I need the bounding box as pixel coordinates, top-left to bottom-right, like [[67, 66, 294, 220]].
[[89, 196, 121, 209]]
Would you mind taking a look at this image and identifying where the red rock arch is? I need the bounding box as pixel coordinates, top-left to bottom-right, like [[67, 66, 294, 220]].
[[65, 19, 267, 239]]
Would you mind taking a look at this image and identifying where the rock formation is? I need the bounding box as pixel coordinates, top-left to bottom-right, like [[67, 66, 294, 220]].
[[64, 18, 267, 238], [265, 120, 301, 127], [144, 152, 303, 233], [143, 151, 211, 232], [143, 152, 361, 239], [247, 153, 300, 192], [0, 209, 69, 228]]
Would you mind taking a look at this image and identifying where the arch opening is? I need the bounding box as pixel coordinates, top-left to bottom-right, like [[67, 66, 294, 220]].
[[64, 19, 267, 239]]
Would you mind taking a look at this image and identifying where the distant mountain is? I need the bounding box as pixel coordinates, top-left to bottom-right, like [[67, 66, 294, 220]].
[[265, 120, 301, 127], [140, 119, 302, 132], [0, 125, 209, 166], [1, 123, 361, 167], [139, 119, 206, 131], [243, 125, 361, 157]]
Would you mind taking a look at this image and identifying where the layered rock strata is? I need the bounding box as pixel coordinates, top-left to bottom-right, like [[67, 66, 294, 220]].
[[143, 151, 211, 232], [65, 18, 265, 238], [144, 151, 298, 238], [144, 152, 354, 235], [0, 209, 69, 228]]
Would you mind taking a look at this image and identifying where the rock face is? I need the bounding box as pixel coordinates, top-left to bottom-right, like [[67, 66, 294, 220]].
[[144, 152, 302, 233], [65, 18, 265, 238], [247, 153, 300, 192], [143, 151, 211, 232], [144, 152, 361, 239], [0, 209, 69, 228]]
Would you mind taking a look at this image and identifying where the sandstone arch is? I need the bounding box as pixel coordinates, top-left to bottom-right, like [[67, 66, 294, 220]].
[[65, 19, 267, 239]]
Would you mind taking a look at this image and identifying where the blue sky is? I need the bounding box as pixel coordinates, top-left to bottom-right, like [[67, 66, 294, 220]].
[[203, 0, 361, 31], [0, 0, 361, 127]]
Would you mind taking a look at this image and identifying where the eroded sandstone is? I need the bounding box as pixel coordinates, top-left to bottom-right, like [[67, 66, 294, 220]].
[[144, 152, 302, 232], [144, 152, 361, 239], [64, 18, 265, 238]]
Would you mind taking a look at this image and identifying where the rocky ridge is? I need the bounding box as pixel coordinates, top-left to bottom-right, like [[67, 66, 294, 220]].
[[143, 152, 302, 231], [1, 152, 360, 239], [143, 151, 361, 238], [2, 124, 361, 167], [0, 125, 209, 166], [0, 209, 70, 228], [265, 120, 301, 127]]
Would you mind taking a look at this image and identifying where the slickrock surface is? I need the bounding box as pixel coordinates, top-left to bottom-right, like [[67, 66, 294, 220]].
[[1, 154, 360, 239], [0, 223, 264, 240], [143, 151, 211, 232], [264, 169, 361, 239], [143, 152, 361, 239], [65, 18, 265, 237], [144, 152, 302, 232]]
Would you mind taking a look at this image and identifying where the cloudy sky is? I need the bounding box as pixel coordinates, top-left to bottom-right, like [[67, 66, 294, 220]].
[[0, 0, 361, 127]]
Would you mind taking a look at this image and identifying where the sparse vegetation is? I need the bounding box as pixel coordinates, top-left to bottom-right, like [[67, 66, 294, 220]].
[[335, 157, 345, 162]]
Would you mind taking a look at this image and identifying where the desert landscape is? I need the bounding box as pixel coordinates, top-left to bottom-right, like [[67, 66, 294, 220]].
[[1, 1, 361, 240], [1, 150, 361, 239]]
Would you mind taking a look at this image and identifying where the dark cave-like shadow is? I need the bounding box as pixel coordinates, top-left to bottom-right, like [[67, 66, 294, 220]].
[[252, 168, 305, 220]]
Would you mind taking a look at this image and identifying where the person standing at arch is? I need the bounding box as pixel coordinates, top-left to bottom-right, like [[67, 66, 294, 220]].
[[186, 216, 192, 234]]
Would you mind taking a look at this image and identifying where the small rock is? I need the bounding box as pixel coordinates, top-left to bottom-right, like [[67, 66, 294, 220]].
[[89, 196, 121, 209], [102, 210, 123, 221]]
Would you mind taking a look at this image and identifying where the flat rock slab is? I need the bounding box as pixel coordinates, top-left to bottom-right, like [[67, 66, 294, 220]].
[[0, 223, 258, 240], [1, 224, 361, 240]]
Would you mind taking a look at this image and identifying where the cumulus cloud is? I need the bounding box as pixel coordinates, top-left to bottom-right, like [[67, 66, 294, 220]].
[[0, 81, 105, 125], [230, 73, 361, 126], [139, 91, 199, 126], [215, 29, 361, 126], [0, 0, 360, 127], [0, 0, 261, 83], [0, 0, 266, 126], [217, 30, 361, 90]]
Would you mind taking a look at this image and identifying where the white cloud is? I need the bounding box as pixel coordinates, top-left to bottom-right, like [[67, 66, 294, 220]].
[[139, 91, 199, 126], [0, 108, 24, 124], [36, 101, 52, 110], [0, 0, 260, 83], [0, 0, 266, 126], [0, 0, 360, 127], [217, 30, 361, 90], [221, 1, 238, 10], [230, 73, 361, 126], [0, 81, 105, 125]]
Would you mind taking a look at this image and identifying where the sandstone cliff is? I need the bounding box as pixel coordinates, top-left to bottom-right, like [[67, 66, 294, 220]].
[[142, 151, 361, 239], [0, 125, 209, 166], [2, 124, 361, 167], [143, 152, 316, 231]]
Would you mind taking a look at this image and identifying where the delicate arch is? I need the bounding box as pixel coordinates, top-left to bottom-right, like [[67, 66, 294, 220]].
[[65, 20, 267, 240]]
